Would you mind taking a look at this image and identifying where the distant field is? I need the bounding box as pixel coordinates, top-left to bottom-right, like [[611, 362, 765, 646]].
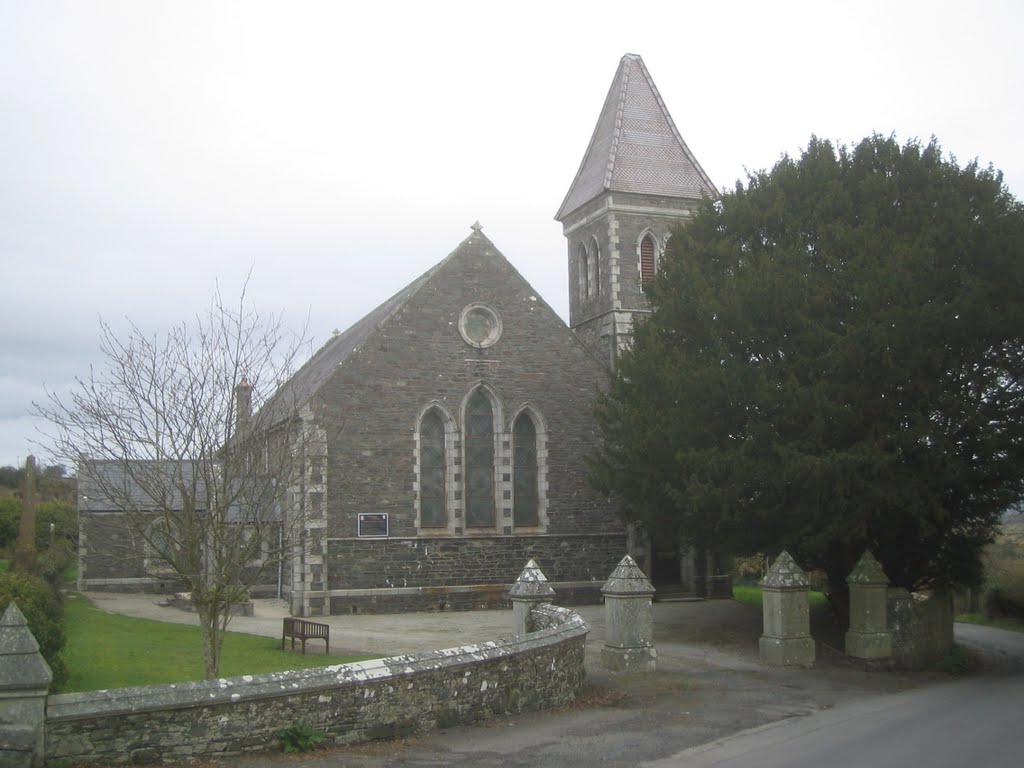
[[61, 593, 375, 693]]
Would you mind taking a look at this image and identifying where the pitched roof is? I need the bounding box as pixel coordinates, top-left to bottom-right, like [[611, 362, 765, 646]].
[[78, 460, 200, 511], [78, 459, 280, 522], [555, 53, 718, 221], [260, 269, 437, 426], [259, 226, 486, 426]]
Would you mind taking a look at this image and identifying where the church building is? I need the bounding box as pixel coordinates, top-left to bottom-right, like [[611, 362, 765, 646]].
[[77, 54, 722, 613]]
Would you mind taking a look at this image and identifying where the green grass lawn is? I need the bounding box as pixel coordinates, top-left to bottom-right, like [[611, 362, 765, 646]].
[[61, 593, 375, 693], [732, 583, 828, 608]]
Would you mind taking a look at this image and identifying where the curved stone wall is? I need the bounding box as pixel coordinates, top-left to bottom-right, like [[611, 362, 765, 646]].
[[45, 604, 589, 764]]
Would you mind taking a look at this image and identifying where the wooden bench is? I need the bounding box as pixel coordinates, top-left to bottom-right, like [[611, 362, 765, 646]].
[[281, 617, 330, 655]]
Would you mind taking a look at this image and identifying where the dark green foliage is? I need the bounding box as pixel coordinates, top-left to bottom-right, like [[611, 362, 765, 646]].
[[592, 135, 1024, 609], [0, 497, 19, 548], [276, 723, 326, 753], [0, 498, 77, 585], [34, 500, 77, 552], [0, 571, 68, 687]]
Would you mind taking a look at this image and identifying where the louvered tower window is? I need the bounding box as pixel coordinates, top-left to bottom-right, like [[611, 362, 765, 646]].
[[578, 243, 589, 301], [640, 234, 656, 293], [588, 242, 599, 298], [419, 409, 446, 527], [465, 390, 495, 527], [512, 414, 538, 526]]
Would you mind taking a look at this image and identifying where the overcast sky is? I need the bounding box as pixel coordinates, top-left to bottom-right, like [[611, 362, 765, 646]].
[[2, 0, 1022, 469]]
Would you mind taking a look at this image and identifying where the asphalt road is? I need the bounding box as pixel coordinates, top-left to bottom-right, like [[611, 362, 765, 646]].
[[649, 674, 1022, 768], [647, 624, 1024, 768]]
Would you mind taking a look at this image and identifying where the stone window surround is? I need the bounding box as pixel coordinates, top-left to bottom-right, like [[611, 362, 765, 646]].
[[509, 403, 549, 532], [458, 303, 503, 349], [413, 386, 548, 536], [638, 229, 659, 292], [587, 236, 600, 299], [576, 238, 602, 301], [143, 517, 176, 576], [577, 242, 589, 302]]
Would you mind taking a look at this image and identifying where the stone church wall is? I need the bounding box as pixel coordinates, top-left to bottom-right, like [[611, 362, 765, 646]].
[[324, 532, 627, 613], [78, 512, 282, 597], [77, 512, 189, 594]]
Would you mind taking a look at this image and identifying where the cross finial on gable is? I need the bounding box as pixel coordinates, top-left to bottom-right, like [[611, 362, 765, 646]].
[[471, 221, 483, 233]]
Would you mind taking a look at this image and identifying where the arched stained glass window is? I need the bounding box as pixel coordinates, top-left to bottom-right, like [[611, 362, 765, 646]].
[[513, 414, 538, 526], [640, 234, 656, 292], [419, 409, 446, 528], [465, 390, 495, 527]]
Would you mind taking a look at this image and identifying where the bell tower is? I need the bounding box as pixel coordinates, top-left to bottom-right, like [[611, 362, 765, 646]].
[[555, 54, 717, 365]]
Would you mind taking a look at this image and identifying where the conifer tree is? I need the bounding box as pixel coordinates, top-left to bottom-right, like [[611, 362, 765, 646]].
[[592, 135, 1024, 613]]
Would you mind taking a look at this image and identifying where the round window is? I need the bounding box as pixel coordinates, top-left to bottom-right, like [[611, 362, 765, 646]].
[[459, 304, 502, 348]]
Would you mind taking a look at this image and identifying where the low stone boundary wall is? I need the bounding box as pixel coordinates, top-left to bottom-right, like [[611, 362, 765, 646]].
[[887, 588, 954, 669], [44, 604, 589, 765]]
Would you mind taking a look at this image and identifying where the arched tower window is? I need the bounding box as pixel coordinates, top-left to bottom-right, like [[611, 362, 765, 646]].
[[512, 413, 538, 526], [587, 237, 600, 298], [465, 389, 495, 528], [578, 243, 589, 301], [640, 233, 656, 293], [418, 408, 447, 528]]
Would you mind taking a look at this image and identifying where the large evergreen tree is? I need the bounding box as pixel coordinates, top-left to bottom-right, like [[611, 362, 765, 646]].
[[592, 135, 1024, 610]]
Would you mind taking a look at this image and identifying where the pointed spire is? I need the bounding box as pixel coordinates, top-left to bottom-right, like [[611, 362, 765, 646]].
[[761, 550, 810, 589], [508, 558, 556, 598], [601, 554, 655, 596], [0, 602, 53, 688], [556, 53, 718, 221], [847, 550, 890, 586]]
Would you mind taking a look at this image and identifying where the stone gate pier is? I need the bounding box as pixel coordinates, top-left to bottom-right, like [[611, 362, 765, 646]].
[[758, 551, 815, 667]]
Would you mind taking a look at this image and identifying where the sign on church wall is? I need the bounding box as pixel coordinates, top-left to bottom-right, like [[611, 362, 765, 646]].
[[357, 513, 389, 538]]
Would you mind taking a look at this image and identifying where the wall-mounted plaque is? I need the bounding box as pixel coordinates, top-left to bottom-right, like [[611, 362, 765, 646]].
[[357, 513, 389, 538]]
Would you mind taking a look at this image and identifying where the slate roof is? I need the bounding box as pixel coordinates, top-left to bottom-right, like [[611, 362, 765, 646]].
[[259, 227, 483, 427], [78, 460, 200, 511], [78, 459, 280, 522], [555, 53, 718, 221]]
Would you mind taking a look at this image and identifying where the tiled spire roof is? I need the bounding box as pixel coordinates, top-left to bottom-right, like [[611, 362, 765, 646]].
[[555, 53, 718, 221]]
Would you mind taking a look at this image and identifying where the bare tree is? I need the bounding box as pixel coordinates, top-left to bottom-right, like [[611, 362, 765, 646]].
[[37, 282, 313, 678]]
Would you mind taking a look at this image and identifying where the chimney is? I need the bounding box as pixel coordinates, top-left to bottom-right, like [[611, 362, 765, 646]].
[[235, 377, 253, 435]]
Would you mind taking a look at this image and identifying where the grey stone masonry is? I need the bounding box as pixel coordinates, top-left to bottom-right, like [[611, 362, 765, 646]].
[[758, 551, 815, 667], [509, 559, 556, 635], [886, 588, 954, 669], [46, 605, 589, 764], [600, 554, 656, 672], [845, 550, 893, 660], [0, 603, 53, 768]]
